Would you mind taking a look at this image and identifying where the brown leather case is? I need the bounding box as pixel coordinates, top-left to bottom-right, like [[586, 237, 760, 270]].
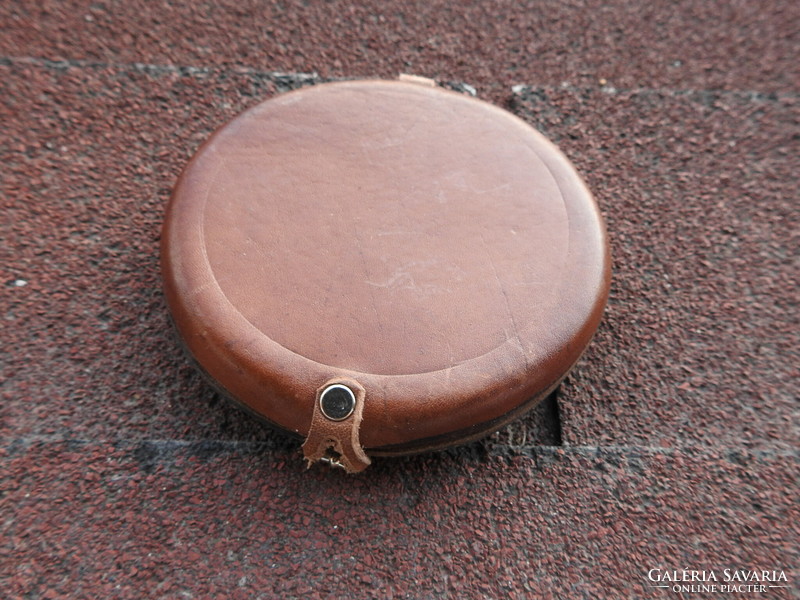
[[161, 79, 610, 472]]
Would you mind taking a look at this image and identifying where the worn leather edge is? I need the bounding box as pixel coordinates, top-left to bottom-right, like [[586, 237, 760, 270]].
[[367, 344, 584, 457], [301, 378, 371, 473], [169, 308, 583, 460]]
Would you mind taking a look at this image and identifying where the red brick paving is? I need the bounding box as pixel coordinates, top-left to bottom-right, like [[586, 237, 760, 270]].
[[1, 1, 798, 599]]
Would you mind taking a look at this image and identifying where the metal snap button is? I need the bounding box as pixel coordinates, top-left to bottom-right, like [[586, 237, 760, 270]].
[[319, 384, 356, 421]]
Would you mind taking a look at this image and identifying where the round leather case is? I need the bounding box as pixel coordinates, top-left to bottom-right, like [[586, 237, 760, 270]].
[[162, 79, 610, 472]]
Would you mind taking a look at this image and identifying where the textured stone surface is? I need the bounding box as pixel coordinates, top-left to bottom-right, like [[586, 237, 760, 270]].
[[2, 0, 799, 98], [511, 85, 799, 450], [2, 442, 798, 600]]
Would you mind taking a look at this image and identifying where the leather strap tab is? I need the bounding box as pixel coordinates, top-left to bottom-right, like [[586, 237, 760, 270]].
[[302, 378, 371, 473]]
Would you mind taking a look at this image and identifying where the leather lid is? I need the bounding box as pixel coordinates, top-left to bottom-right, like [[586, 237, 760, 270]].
[[161, 79, 610, 459]]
